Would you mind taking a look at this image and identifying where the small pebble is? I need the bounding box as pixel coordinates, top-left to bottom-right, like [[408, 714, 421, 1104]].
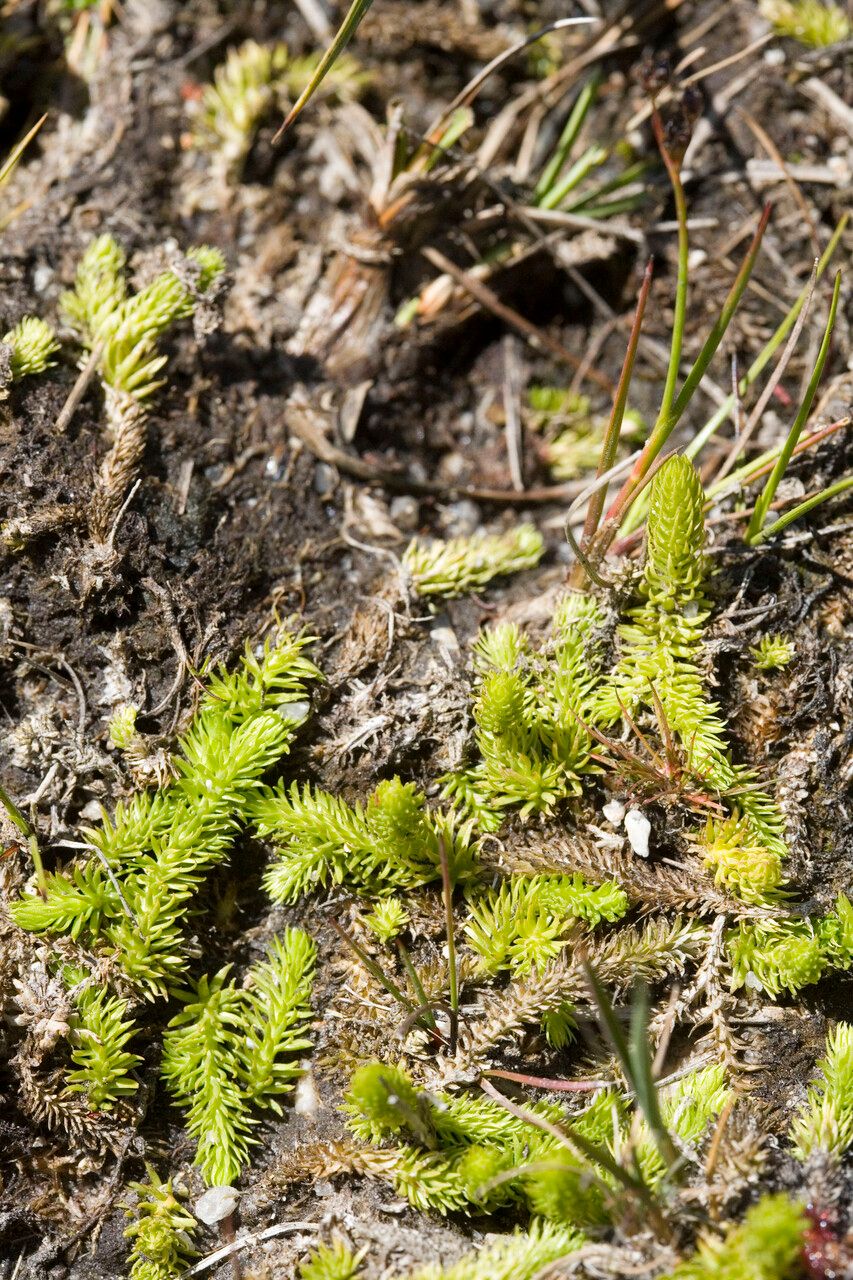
[[313, 462, 337, 496], [389, 495, 420, 532], [280, 699, 311, 724], [294, 1065, 320, 1120], [625, 808, 651, 858], [32, 265, 54, 295], [603, 798, 626, 826], [195, 1185, 239, 1225], [440, 498, 480, 536]]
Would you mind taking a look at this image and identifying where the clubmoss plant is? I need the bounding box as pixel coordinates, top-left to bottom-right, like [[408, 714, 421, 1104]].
[[749, 634, 794, 671], [61, 233, 226, 542], [659, 1193, 806, 1280], [463, 873, 628, 976], [727, 895, 853, 996], [254, 777, 477, 905], [161, 929, 315, 1185], [64, 987, 141, 1111], [12, 631, 321, 997], [108, 703, 139, 749], [759, 0, 851, 44], [599, 456, 788, 901], [403, 525, 544, 600], [408, 1220, 584, 1280], [344, 1062, 617, 1222], [298, 1239, 366, 1280], [344, 1056, 731, 1231], [192, 40, 290, 182], [443, 595, 605, 828], [123, 1167, 198, 1280], [363, 898, 410, 943], [1, 315, 60, 391], [790, 1023, 853, 1162]]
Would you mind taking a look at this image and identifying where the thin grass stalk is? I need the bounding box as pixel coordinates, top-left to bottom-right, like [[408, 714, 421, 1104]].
[[438, 836, 459, 1054], [426, 17, 596, 143], [396, 939, 437, 1031], [713, 259, 818, 485], [539, 146, 608, 210], [612, 204, 771, 536], [576, 258, 654, 567], [746, 271, 842, 543], [0, 116, 47, 190], [627, 986, 680, 1175], [567, 159, 650, 211], [326, 915, 417, 1014], [751, 474, 853, 543], [582, 962, 679, 1173], [479, 1078, 669, 1232], [684, 214, 848, 464], [652, 110, 689, 433], [572, 194, 646, 219], [275, 0, 375, 137], [618, 216, 848, 540], [668, 204, 772, 426], [707, 416, 850, 503], [0, 784, 46, 896]]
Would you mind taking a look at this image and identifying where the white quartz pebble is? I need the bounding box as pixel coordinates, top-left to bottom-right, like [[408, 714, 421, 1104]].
[[195, 1185, 240, 1225], [602, 798, 626, 826], [624, 808, 651, 858]]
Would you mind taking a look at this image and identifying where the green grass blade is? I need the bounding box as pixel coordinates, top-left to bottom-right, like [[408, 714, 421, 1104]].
[[746, 270, 842, 543], [615, 204, 770, 535], [685, 213, 848, 465], [628, 986, 679, 1174], [579, 257, 653, 556], [0, 114, 46, 191], [274, 0, 375, 138], [566, 159, 650, 211], [652, 111, 689, 435], [533, 74, 600, 204], [668, 204, 772, 428], [539, 145, 608, 211], [752, 474, 853, 544]]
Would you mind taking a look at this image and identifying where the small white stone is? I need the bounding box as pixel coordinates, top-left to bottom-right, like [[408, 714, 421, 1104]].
[[32, 265, 54, 294], [280, 699, 311, 724], [195, 1185, 239, 1225], [602, 799, 626, 826], [744, 971, 763, 992], [624, 808, 651, 858], [294, 1065, 320, 1120]]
